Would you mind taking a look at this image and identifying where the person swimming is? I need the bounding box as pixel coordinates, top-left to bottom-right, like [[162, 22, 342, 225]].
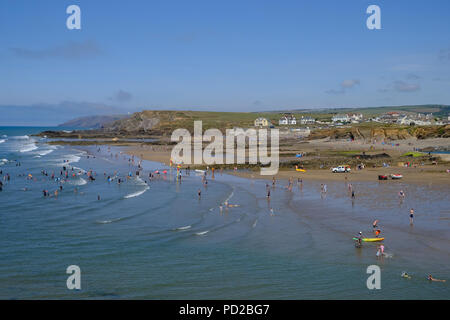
[[401, 271, 411, 279], [427, 275, 446, 282]]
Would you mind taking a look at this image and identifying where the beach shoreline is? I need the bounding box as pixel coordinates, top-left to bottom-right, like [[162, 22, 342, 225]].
[[124, 145, 450, 185]]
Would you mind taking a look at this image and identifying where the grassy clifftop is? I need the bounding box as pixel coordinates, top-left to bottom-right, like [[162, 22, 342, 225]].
[[106, 110, 276, 134]]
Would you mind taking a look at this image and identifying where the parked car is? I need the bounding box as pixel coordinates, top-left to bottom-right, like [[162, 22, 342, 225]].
[[331, 165, 351, 173]]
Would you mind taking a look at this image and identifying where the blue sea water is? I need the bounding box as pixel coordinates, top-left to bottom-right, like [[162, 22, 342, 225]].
[[0, 127, 449, 299]]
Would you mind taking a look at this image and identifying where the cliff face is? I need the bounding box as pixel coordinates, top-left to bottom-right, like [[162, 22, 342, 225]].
[[371, 128, 412, 140], [413, 125, 450, 139], [58, 115, 129, 128], [105, 111, 186, 134], [308, 127, 365, 140], [309, 125, 450, 141]]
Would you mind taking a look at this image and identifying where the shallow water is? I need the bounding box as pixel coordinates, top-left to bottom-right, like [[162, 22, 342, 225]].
[[0, 127, 449, 299]]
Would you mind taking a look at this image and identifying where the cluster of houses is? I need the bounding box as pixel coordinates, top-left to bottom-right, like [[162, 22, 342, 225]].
[[254, 111, 449, 128], [331, 113, 364, 123], [254, 114, 318, 128], [372, 112, 448, 126]]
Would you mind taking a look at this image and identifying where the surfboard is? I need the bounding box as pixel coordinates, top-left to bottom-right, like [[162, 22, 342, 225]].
[[352, 237, 384, 242]]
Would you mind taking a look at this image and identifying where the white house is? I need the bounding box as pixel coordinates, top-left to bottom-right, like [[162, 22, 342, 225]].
[[279, 114, 297, 125], [332, 114, 350, 123], [299, 116, 316, 125], [348, 113, 363, 122]]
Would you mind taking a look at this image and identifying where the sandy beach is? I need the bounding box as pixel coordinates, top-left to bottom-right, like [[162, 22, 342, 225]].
[[125, 137, 450, 184]]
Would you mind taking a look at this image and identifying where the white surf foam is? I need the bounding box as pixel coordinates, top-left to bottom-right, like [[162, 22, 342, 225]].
[[57, 154, 81, 166], [0, 139, 5, 144], [96, 218, 123, 224], [136, 176, 148, 186], [11, 135, 29, 140], [71, 178, 87, 186], [175, 225, 192, 231], [19, 143, 38, 153], [195, 230, 209, 236], [72, 166, 87, 174], [224, 189, 235, 203], [38, 149, 54, 156], [124, 186, 149, 199]]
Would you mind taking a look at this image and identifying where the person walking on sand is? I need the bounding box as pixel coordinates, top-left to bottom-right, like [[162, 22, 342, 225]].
[[409, 208, 414, 225]]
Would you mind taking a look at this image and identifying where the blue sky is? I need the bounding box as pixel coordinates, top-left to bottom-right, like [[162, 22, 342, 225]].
[[1, 0, 450, 124]]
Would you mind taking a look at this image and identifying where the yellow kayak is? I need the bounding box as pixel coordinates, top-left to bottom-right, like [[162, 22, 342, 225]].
[[353, 237, 384, 242], [296, 168, 306, 172]]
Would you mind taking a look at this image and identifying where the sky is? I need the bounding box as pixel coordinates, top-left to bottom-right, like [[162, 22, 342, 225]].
[[1, 0, 450, 125]]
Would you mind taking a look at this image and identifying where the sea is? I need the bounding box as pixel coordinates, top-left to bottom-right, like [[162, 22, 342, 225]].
[[0, 126, 449, 299]]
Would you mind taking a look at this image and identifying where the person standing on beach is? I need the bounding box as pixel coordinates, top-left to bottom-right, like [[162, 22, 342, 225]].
[[409, 208, 414, 225]]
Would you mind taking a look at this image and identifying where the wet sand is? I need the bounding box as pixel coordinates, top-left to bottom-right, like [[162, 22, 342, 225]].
[[230, 166, 450, 185]]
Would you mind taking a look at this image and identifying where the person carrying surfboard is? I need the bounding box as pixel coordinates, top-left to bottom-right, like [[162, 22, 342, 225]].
[[355, 231, 363, 246]]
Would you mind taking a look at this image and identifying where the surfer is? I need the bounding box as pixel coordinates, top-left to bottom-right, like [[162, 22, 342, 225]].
[[427, 275, 446, 282], [372, 219, 379, 229], [409, 208, 414, 225], [198, 189, 201, 199], [355, 231, 363, 247]]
